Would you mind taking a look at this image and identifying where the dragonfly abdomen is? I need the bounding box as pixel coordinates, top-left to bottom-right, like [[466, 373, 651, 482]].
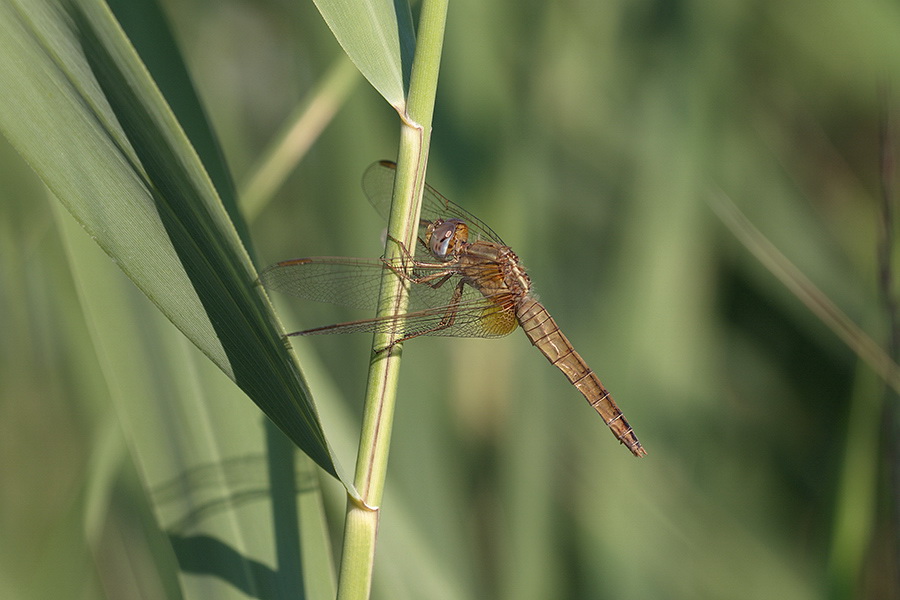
[[516, 298, 647, 457]]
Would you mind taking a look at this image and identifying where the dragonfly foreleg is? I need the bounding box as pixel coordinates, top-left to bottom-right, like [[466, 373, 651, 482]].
[[384, 234, 459, 284], [384, 234, 420, 264], [380, 256, 456, 288]]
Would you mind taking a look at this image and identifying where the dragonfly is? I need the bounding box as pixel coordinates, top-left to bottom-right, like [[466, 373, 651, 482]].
[[260, 161, 646, 457]]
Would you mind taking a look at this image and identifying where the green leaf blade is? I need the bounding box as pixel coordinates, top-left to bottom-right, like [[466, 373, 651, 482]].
[[312, 0, 415, 109], [0, 0, 350, 487]]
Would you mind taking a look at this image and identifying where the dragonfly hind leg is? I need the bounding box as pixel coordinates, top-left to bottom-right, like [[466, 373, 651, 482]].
[[375, 279, 467, 352]]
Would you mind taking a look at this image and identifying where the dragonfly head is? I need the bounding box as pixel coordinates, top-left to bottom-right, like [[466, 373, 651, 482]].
[[426, 218, 469, 260]]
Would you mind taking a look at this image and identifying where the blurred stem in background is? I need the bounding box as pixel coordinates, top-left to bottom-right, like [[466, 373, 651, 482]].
[[875, 93, 900, 594], [240, 56, 361, 222]]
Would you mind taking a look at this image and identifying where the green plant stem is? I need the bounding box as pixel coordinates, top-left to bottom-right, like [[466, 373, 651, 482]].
[[335, 1, 449, 598]]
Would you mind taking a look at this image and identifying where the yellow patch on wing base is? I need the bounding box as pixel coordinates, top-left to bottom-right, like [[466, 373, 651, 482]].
[[481, 304, 519, 336]]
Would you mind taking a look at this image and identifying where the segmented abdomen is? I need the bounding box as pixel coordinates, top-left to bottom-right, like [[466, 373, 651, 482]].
[[516, 297, 646, 457]]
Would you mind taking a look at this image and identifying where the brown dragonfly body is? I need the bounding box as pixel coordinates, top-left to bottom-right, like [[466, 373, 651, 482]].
[[261, 161, 646, 457]]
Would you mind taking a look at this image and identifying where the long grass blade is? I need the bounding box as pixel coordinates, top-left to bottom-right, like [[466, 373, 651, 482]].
[[710, 191, 900, 393], [241, 57, 361, 221], [0, 0, 351, 485]]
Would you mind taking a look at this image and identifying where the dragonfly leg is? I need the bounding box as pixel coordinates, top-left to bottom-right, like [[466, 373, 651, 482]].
[[378, 280, 467, 351], [384, 233, 460, 283], [384, 234, 420, 263], [379, 256, 456, 289], [387, 227, 434, 255], [383, 234, 441, 274], [414, 271, 455, 289]]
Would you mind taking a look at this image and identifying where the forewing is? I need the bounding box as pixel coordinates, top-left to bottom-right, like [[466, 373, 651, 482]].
[[260, 256, 519, 339], [261, 256, 466, 312], [361, 161, 507, 252], [259, 257, 387, 311]]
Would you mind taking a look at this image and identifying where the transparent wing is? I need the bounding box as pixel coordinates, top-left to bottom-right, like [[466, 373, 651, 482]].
[[298, 296, 519, 340], [259, 257, 386, 310], [259, 257, 519, 339], [362, 161, 507, 252]]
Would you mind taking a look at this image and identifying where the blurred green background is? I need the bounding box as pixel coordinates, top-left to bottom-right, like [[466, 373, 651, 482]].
[[2, 0, 899, 598]]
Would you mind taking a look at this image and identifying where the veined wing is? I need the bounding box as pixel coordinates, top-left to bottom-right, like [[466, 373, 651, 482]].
[[298, 297, 519, 340], [258, 257, 519, 339], [362, 161, 506, 250], [260, 257, 386, 310]]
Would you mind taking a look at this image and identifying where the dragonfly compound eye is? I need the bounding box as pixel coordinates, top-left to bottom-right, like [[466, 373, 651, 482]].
[[429, 218, 468, 259]]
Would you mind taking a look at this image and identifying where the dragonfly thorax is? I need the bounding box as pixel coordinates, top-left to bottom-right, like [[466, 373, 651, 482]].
[[498, 246, 532, 298], [426, 218, 469, 260]]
